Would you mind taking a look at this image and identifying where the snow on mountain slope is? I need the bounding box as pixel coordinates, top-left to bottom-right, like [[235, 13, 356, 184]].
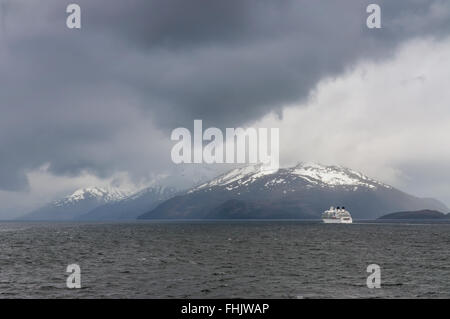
[[78, 185, 178, 220], [191, 162, 390, 193], [190, 164, 277, 192], [19, 187, 132, 220], [290, 163, 391, 189], [54, 187, 131, 207]]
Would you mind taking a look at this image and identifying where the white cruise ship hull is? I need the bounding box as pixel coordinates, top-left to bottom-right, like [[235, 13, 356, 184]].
[[322, 218, 353, 224]]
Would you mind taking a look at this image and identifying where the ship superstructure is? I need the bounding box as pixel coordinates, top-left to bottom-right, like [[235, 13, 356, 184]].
[[322, 206, 353, 224]]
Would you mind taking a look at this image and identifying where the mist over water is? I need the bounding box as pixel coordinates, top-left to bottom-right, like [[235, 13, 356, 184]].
[[1, 221, 449, 298]]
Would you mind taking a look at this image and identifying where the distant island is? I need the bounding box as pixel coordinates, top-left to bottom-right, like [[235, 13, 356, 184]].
[[378, 209, 450, 220]]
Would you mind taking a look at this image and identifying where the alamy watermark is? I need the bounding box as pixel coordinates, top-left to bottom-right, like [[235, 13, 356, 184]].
[[171, 120, 280, 171], [366, 4, 381, 29], [366, 264, 381, 289], [66, 4, 81, 29], [62, 3, 381, 30], [66, 264, 81, 289]]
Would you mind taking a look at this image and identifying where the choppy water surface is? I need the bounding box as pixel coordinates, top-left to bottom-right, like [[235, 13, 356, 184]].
[[0, 221, 449, 298]]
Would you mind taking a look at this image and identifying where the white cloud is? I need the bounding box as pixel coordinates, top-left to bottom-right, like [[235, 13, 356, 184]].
[[0, 166, 148, 219], [255, 37, 450, 206]]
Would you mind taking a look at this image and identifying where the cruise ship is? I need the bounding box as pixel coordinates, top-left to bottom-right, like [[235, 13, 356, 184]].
[[322, 206, 353, 224]]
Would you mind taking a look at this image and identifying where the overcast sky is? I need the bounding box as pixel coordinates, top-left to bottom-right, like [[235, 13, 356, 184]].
[[1, 0, 450, 218]]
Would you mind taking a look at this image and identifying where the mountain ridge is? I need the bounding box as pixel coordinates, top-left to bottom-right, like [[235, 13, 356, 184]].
[[19, 187, 131, 221], [139, 163, 448, 220], [378, 209, 449, 220], [19, 185, 180, 221], [77, 185, 178, 220]]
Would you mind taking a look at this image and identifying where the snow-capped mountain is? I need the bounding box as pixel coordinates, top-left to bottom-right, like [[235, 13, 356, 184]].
[[19, 187, 131, 221], [77, 185, 178, 220], [191, 162, 391, 192], [53, 187, 130, 207], [140, 163, 447, 220]]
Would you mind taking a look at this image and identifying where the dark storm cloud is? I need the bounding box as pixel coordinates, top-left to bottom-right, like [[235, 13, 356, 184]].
[[0, 0, 449, 191], [80, 0, 450, 127]]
